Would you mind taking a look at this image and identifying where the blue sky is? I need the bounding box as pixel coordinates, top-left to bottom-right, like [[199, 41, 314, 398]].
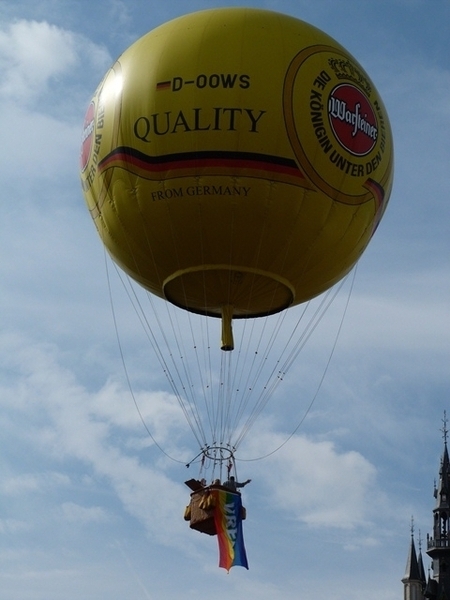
[[0, 1, 449, 598]]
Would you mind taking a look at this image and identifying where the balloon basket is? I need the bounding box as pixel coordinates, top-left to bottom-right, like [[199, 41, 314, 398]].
[[187, 488, 217, 536], [184, 482, 245, 536]]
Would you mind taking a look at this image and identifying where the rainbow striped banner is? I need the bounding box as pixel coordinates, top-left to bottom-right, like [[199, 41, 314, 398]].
[[212, 489, 249, 571]]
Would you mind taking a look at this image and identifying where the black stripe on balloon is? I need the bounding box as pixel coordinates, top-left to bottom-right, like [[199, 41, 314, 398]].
[[98, 147, 303, 177]]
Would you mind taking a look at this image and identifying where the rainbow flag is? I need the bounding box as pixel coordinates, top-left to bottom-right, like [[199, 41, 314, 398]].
[[212, 489, 249, 571]]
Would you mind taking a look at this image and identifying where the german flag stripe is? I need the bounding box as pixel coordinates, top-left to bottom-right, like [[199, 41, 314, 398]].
[[98, 147, 307, 184], [156, 81, 171, 90], [363, 177, 385, 210]]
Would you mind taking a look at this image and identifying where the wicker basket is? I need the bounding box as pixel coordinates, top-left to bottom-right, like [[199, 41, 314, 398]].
[[188, 488, 217, 535]]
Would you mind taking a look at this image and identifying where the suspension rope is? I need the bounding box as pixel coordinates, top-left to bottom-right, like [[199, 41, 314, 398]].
[[236, 264, 358, 461], [105, 176, 358, 471], [108, 249, 356, 467], [232, 277, 347, 450], [104, 250, 186, 463], [112, 264, 207, 448]]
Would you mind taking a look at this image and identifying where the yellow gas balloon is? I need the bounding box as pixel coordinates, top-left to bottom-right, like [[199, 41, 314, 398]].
[[80, 8, 393, 349]]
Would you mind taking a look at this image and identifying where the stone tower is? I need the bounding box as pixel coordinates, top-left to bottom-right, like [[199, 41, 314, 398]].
[[402, 519, 426, 600], [425, 413, 450, 599], [404, 413, 450, 600]]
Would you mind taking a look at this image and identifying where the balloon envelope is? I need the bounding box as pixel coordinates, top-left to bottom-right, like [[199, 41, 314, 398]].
[[80, 7, 393, 326]]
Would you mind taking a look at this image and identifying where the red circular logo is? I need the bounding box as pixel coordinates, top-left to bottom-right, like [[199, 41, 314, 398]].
[[80, 102, 95, 171], [328, 84, 378, 156]]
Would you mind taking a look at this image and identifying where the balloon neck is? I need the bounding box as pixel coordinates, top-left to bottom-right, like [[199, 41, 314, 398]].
[[221, 305, 234, 351]]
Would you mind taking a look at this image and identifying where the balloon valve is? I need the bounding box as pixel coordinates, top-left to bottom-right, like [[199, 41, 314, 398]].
[[220, 305, 234, 351]]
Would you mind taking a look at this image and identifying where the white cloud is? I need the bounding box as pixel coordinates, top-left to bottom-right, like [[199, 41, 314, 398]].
[[0, 102, 79, 181], [0, 333, 195, 550], [60, 501, 110, 524], [0, 20, 78, 103], [0, 519, 30, 534], [91, 379, 188, 445], [1, 472, 71, 496], [343, 536, 379, 551], [0, 20, 110, 191], [0, 19, 111, 105], [244, 426, 380, 529], [1, 474, 41, 495], [342, 286, 450, 354]]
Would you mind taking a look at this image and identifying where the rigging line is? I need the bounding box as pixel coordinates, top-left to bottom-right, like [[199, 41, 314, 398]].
[[221, 317, 249, 444], [208, 197, 240, 446], [160, 198, 210, 447], [170, 302, 213, 445], [116, 267, 204, 443], [220, 349, 237, 444], [133, 197, 209, 446], [232, 276, 349, 449], [280, 289, 335, 368], [108, 188, 206, 445], [198, 306, 214, 402], [244, 285, 338, 422], [187, 85, 217, 449], [217, 346, 233, 444], [194, 308, 215, 441], [192, 312, 216, 444], [276, 276, 348, 379], [225, 191, 297, 445], [227, 307, 281, 436], [166, 203, 217, 448], [236, 265, 358, 461], [227, 185, 314, 438], [185, 448, 208, 468], [228, 279, 305, 440], [190, 43, 223, 441], [126, 183, 209, 447], [224, 354, 237, 445], [227, 317, 249, 393], [152, 296, 209, 447], [195, 202, 220, 444], [161, 296, 209, 443], [241, 294, 310, 400], [218, 194, 241, 444], [104, 252, 186, 464], [227, 308, 289, 438], [221, 179, 278, 443], [114, 266, 205, 447], [232, 274, 351, 449], [225, 317, 269, 445], [231, 295, 321, 447], [217, 352, 226, 443], [233, 316, 274, 420]]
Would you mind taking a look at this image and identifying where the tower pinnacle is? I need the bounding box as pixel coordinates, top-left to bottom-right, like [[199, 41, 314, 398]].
[[403, 413, 450, 600], [440, 410, 448, 447], [425, 412, 450, 599]]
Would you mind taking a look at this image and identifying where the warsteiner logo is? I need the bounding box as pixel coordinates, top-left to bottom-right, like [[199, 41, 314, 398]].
[[328, 84, 378, 156], [283, 44, 392, 207]]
